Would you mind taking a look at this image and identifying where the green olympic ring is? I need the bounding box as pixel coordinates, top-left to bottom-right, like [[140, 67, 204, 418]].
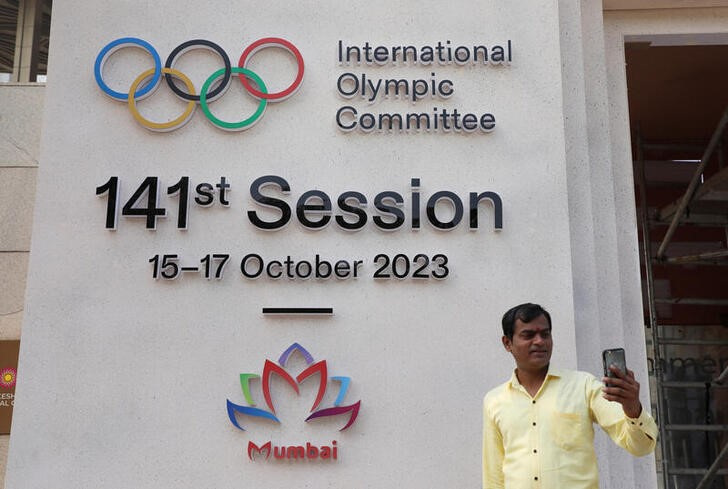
[[200, 67, 268, 132]]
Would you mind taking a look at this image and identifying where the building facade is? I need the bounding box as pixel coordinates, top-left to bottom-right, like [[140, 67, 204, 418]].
[[1, 1, 727, 488]]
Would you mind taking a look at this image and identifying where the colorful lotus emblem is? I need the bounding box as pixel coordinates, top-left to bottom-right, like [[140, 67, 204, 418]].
[[0, 368, 16, 389], [226, 343, 361, 431]]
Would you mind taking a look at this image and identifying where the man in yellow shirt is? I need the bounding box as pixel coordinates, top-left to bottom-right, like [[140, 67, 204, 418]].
[[483, 303, 657, 489]]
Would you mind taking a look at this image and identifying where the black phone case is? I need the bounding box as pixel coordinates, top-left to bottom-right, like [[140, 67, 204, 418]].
[[602, 348, 626, 378]]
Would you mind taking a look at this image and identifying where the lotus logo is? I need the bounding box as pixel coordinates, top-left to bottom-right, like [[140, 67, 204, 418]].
[[0, 368, 16, 389], [226, 343, 361, 431]]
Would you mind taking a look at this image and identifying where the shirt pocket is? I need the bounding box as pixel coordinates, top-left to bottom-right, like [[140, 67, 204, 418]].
[[551, 411, 589, 451]]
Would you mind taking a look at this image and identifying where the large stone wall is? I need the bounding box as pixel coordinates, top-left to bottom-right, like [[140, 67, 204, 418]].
[[8, 3, 728, 488]]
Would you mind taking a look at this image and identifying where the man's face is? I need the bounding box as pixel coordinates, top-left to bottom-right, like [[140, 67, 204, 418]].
[[502, 314, 552, 373]]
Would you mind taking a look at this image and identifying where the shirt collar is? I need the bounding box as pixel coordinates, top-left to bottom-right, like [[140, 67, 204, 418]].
[[509, 365, 563, 389]]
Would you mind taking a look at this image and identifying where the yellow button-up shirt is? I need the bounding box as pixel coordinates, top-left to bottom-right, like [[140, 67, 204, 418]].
[[483, 368, 657, 489]]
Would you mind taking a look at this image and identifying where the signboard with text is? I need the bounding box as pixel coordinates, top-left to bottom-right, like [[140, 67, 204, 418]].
[[0, 340, 19, 434], [7, 1, 580, 487]]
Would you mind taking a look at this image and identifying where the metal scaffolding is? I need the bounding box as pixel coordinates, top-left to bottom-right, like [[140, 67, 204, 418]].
[[636, 108, 728, 489]]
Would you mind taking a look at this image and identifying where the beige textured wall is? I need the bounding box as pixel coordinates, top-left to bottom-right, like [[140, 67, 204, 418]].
[[0, 83, 44, 489]]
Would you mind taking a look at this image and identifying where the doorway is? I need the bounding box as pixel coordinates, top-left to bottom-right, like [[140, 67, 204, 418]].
[[626, 38, 728, 489]]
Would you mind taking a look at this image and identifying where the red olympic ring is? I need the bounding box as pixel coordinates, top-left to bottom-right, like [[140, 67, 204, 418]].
[[238, 37, 305, 102]]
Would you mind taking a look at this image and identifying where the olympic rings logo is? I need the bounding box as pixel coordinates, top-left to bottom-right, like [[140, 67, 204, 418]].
[[94, 37, 304, 132]]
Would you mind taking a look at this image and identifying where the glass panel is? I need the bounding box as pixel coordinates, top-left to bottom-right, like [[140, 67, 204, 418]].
[[0, 0, 19, 81]]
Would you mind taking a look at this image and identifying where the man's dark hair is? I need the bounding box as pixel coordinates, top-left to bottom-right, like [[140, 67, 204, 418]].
[[501, 303, 552, 339]]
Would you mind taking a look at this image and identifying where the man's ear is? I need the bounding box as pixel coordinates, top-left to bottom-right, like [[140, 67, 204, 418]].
[[502, 335, 512, 352]]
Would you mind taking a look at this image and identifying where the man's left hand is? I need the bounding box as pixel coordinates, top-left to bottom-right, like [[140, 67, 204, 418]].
[[602, 367, 642, 418]]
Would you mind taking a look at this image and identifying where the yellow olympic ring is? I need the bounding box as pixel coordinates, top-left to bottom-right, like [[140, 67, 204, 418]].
[[128, 68, 196, 132]]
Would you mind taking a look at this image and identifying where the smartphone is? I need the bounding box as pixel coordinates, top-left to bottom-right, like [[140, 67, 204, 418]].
[[602, 348, 627, 385]]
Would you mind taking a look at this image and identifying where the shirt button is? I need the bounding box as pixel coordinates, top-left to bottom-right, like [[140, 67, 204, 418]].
[[533, 449, 537, 453], [534, 476, 539, 481], [532, 400, 536, 404], [532, 422, 537, 426]]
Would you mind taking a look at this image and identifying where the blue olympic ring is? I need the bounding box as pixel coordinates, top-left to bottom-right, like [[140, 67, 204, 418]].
[[94, 37, 162, 101]]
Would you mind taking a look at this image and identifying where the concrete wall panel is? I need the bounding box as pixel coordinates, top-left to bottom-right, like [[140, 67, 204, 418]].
[[0, 86, 44, 168], [0, 168, 38, 251]]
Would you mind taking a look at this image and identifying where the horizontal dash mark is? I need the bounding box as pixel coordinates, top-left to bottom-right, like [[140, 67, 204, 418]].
[[263, 308, 333, 315]]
